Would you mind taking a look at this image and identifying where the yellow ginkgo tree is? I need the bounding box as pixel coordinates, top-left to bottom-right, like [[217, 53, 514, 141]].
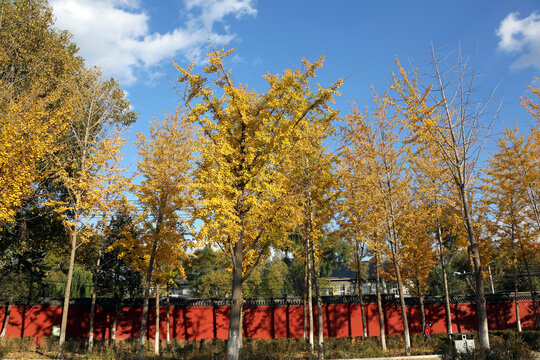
[[0, 0, 80, 226], [370, 93, 414, 356], [342, 92, 416, 354], [87, 138, 131, 351], [399, 201, 437, 332], [407, 142, 460, 335], [521, 83, 540, 327], [175, 47, 341, 360], [521, 80, 540, 229], [341, 102, 388, 350], [48, 68, 136, 356], [125, 112, 196, 360], [482, 127, 540, 329], [0, 82, 73, 225], [284, 116, 339, 359]]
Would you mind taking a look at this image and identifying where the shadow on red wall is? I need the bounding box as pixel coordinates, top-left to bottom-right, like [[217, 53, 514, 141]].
[[0, 298, 537, 342]]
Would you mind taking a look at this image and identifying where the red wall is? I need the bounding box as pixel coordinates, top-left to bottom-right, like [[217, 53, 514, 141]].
[[0, 299, 537, 342]]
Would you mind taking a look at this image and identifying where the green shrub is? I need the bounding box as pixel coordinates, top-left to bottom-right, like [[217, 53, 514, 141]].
[[0, 340, 8, 359], [384, 334, 403, 350], [439, 332, 534, 360], [6, 332, 538, 359], [489, 329, 540, 350], [324, 337, 352, 358], [491, 332, 534, 360], [356, 336, 385, 358], [63, 337, 85, 354], [86, 340, 119, 360], [0, 336, 34, 353], [156, 338, 227, 360], [514, 330, 539, 351], [240, 338, 312, 360]]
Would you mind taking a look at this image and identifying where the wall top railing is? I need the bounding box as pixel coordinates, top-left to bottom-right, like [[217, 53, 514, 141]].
[[0, 292, 536, 307]]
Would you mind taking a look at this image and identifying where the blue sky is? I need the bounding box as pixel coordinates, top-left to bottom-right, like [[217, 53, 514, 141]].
[[49, 0, 539, 163]]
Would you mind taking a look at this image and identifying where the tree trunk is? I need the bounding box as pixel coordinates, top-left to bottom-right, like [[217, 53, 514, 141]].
[[307, 234, 314, 350], [239, 306, 243, 348], [513, 254, 522, 332], [488, 266, 495, 294], [381, 173, 410, 354], [354, 245, 368, 338], [0, 302, 11, 338], [154, 283, 160, 356], [166, 289, 170, 344], [519, 241, 540, 328], [375, 254, 386, 351], [303, 235, 308, 340], [226, 241, 243, 360], [460, 186, 489, 349], [385, 199, 411, 355], [416, 280, 426, 332], [437, 226, 453, 334], [88, 247, 102, 352], [312, 242, 324, 360], [314, 273, 324, 360], [111, 303, 118, 346], [137, 236, 159, 360], [391, 253, 411, 355], [358, 276, 368, 338], [58, 228, 78, 357]]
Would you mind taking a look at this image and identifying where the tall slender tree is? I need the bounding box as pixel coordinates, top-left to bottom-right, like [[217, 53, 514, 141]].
[[342, 94, 414, 354], [407, 141, 458, 335], [48, 68, 135, 356], [400, 204, 437, 332], [388, 48, 500, 348], [87, 139, 130, 351], [340, 106, 376, 340], [175, 47, 341, 360], [370, 94, 413, 356], [521, 81, 540, 327], [285, 118, 339, 359], [483, 127, 539, 328], [342, 103, 389, 350], [122, 112, 196, 360]]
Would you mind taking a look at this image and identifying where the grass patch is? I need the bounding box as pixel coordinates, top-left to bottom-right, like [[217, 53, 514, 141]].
[[0, 329, 537, 359]]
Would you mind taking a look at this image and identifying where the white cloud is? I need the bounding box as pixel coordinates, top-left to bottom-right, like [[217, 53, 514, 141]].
[[496, 12, 540, 71], [50, 0, 257, 85], [185, 0, 257, 29]]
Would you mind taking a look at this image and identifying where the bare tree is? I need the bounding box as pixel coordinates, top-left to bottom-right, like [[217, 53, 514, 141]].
[[391, 44, 500, 349], [428, 44, 500, 349]]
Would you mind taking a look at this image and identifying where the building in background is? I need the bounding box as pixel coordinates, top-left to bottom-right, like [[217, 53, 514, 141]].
[[324, 264, 411, 297]]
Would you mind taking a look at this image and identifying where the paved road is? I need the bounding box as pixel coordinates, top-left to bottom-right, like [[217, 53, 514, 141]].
[[329, 356, 442, 360], [330, 352, 540, 360]]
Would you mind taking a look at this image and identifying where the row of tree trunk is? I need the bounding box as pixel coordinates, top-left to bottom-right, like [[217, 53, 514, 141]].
[[302, 207, 325, 359], [1, 228, 537, 359], [0, 274, 538, 354]]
